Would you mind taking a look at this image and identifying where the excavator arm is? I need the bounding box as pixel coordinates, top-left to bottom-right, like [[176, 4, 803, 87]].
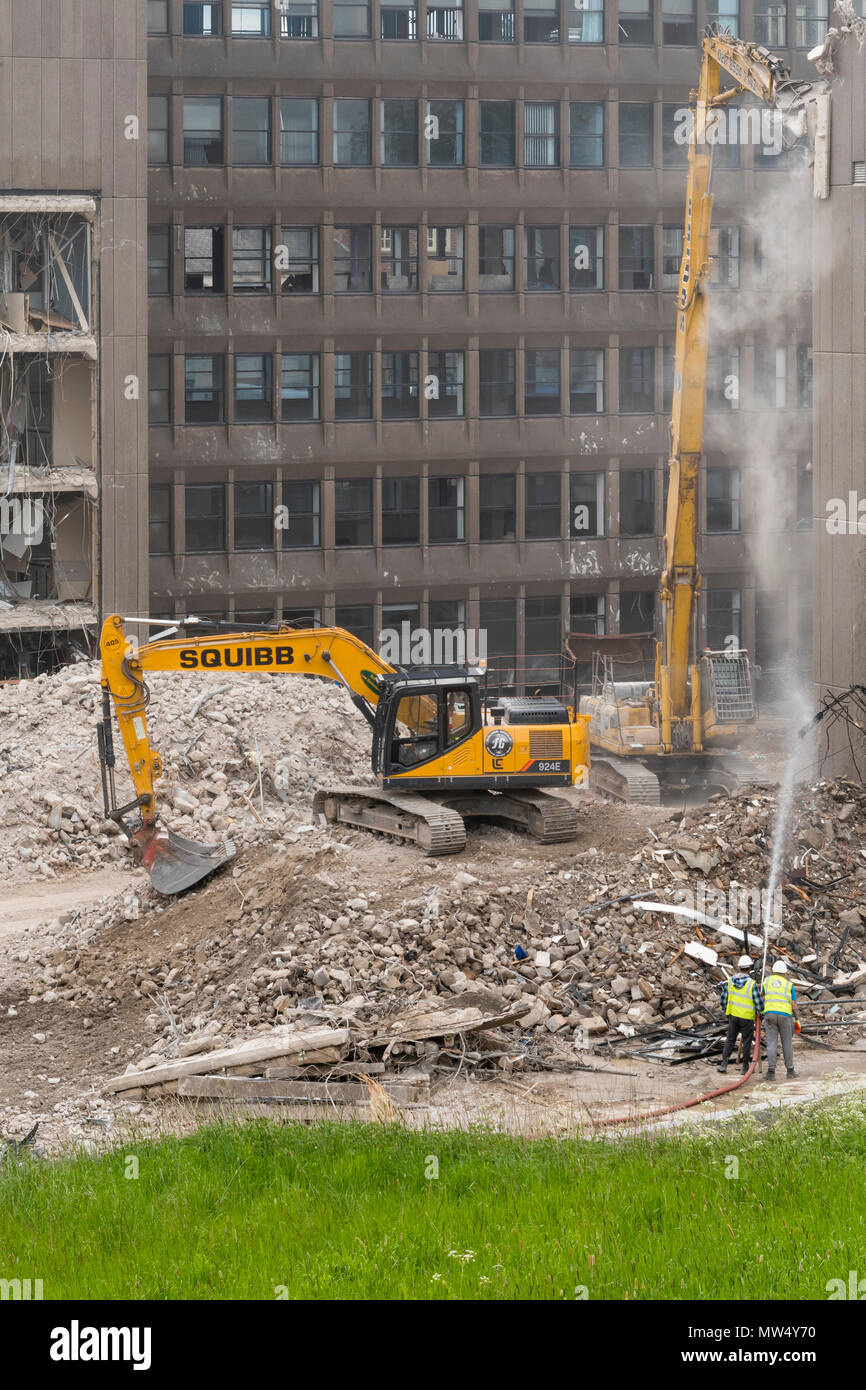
[[98, 614, 400, 891], [660, 35, 824, 752]]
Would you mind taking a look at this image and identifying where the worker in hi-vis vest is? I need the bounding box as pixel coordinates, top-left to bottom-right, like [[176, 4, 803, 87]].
[[717, 956, 763, 1076], [762, 959, 800, 1080]]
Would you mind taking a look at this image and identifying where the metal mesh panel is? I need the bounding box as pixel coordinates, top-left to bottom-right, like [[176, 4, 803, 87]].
[[701, 653, 756, 723]]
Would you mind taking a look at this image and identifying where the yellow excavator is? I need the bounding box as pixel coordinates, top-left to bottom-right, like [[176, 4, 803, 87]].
[[97, 613, 590, 893], [579, 30, 829, 804]]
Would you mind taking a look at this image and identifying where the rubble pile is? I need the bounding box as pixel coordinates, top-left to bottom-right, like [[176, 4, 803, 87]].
[[3, 777, 864, 1093], [0, 663, 372, 883]]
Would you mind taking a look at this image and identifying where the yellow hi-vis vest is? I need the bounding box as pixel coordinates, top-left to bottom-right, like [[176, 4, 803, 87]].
[[726, 978, 756, 1020], [763, 974, 794, 1015]]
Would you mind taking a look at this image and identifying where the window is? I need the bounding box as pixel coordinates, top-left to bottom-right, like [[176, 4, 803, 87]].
[[569, 102, 604, 166], [480, 475, 516, 540], [570, 472, 604, 536], [334, 352, 373, 418], [479, 226, 515, 291], [710, 227, 740, 290], [619, 226, 653, 290], [570, 593, 605, 633], [282, 480, 321, 547], [619, 0, 652, 42], [148, 227, 171, 295], [185, 355, 225, 423], [382, 351, 419, 418], [234, 483, 274, 551], [755, 0, 786, 44], [431, 602, 467, 661], [706, 468, 740, 533], [185, 485, 225, 552], [149, 355, 172, 425], [184, 3, 222, 34], [279, 227, 319, 293], [233, 98, 271, 165], [662, 0, 695, 43], [620, 103, 653, 168], [232, 1, 270, 34], [526, 473, 561, 539], [233, 228, 272, 293], [794, 0, 828, 46], [184, 227, 225, 292], [526, 596, 562, 685], [479, 0, 514, 40], [620, 469, 654, 536], [620, 590, 655, 635], [428, 0, 464, 38], [333, 226, 372, 292], [381, 227, 418, 291], [569, 0, 603, 40], [706, 0, 738, 34], [525, 227, 561, 291], [429, 477, 465, 541], [619, 347, 654, 413], [427, 351, 465, 417], [662, 103, 690, 169], [333, 99, 371, 165], [336, 605, 374, 645], [525, 350, 561, 416], [281, 354, 320, 420], [426, 101, 464, 166], [148, 1, 169, 33], [706, 588, 741, 651], [381, 100, 418, 165], [235, 354, 273, 423], [382, 478, 420, 544], [524, 102, 559, 167], [480, 599, 516, 671], [661, 226, 683, 291], [479, 350, 516, 416], [333, 0, 370, 33], [427, 226, 464, 290], [755, 345, 787, 409], [480, 102, 515, 166], [570, 226, 604, 289], [662, 344, 674, 412], [524, 0, 560, 41], [148, 95, 169, 165], [335, 480, 373, 546], [149, 485, 171, 555], [707, 346, 740, 410], [380, 0, 418, 38], [796, 461, 812, 529], [183, 96, 223, 165], [280, 99, 318, 165], [570, 349, 604, 413], [281, 0, 319, 37], [797, 345, 812, 410]]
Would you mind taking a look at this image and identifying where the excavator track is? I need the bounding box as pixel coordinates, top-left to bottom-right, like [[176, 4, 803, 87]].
[[433, 787, 580, 844], [590, 756, 662, 805], [313, 786, 467, 856]]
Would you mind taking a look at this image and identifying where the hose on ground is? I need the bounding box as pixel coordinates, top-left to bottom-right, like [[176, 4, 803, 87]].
[[591, 1017, 762, 1129]]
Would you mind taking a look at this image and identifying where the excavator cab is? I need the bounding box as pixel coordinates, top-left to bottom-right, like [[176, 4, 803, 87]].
[[371, 671, 481, 779]]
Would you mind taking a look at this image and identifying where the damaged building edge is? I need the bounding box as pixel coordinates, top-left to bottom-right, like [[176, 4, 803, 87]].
[[0, 194, 100, 677]]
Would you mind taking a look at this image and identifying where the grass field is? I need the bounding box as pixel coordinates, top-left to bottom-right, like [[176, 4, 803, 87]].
[[2, 1099, 865, 1300]]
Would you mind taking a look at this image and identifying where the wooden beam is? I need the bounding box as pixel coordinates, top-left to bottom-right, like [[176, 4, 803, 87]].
[[48, 233, 89, 330], [105, 1028, 349, 1093]]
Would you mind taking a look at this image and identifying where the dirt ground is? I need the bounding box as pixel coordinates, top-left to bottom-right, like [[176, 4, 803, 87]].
[[2, 792, 864, 1155]]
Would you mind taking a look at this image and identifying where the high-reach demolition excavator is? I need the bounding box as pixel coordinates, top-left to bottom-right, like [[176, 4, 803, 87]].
[[578, 31, 830, 804], [98, 613, 590, 893]]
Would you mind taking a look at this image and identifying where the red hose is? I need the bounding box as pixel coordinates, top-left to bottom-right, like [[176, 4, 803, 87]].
[[592, 1018, 762, 1128]]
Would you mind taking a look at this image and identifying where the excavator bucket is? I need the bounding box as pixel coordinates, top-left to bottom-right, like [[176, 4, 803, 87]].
[[136, 826, 236, 896]]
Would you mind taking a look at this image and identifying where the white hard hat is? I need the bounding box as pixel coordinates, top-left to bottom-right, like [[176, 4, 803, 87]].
[[773, 960, 789, 974], [738, 955, 753, 970]]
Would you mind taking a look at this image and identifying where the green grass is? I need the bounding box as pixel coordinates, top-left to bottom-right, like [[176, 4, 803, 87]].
[[2, 1101, 865, 1300]]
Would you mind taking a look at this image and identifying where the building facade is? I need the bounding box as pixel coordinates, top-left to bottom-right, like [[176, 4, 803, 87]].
[[0, 0, 148, 677], [145, 0, 821, 693]]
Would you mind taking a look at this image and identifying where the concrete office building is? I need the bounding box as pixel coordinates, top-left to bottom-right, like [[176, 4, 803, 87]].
[[137, 1, 824, 690], [0, 0, 149, 677]]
